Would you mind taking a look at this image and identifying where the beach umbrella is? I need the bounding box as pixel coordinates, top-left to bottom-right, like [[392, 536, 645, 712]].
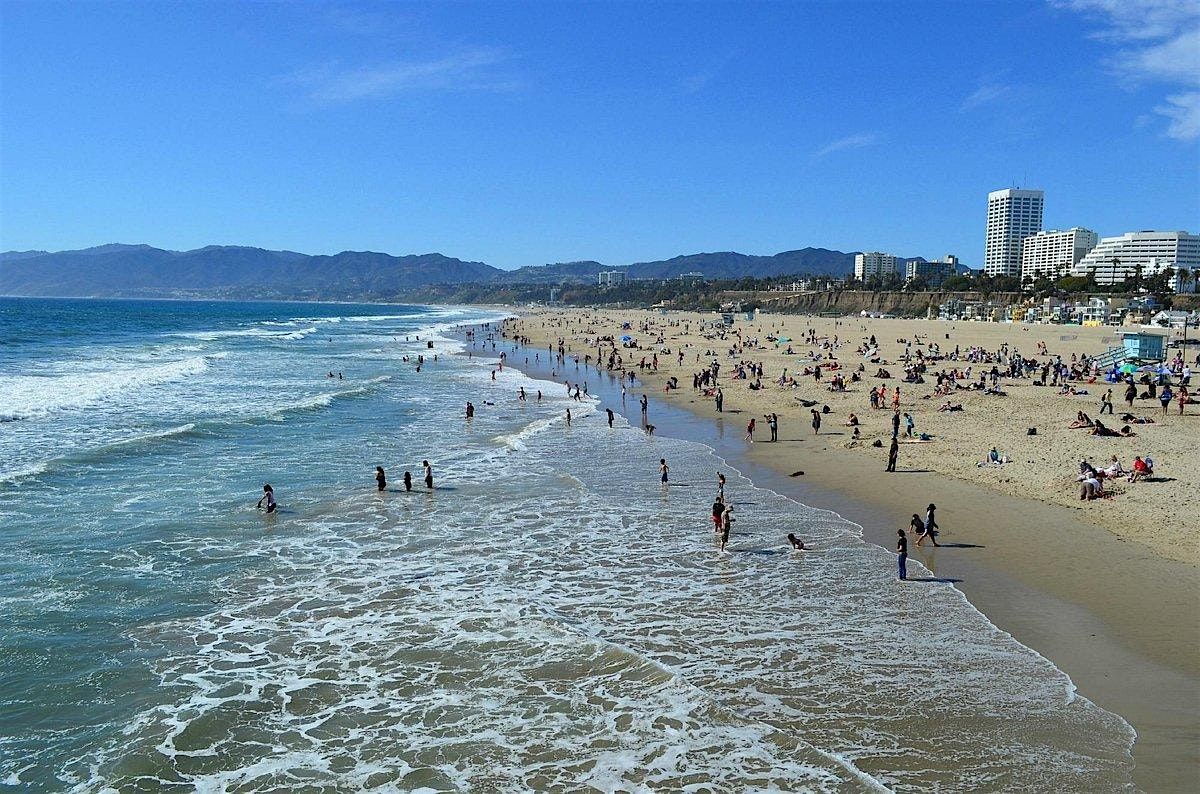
[[1136, 364, 1159, 372], [1119, 363, 1137, 374], [778, 336, 791, 343], [620, 335, 633, 342]]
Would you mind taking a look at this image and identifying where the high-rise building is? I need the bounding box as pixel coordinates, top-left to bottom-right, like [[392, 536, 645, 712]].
[[984, 188, 1044, 278], [597, 270, 627, 286], [1019, 228, 1098, 284], [1072, 231, 1200, 293], [854, 251, 900, 283], [905, 255, 959, 287]]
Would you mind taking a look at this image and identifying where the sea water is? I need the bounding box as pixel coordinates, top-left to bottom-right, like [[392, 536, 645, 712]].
[[0, 298, 1135, 791]]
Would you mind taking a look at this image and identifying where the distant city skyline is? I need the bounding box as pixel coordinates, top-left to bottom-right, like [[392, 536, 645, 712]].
[[1, 1, 1197, 269]]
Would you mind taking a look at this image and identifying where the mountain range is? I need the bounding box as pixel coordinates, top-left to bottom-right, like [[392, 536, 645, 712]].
[[0, 243, 883, 300]]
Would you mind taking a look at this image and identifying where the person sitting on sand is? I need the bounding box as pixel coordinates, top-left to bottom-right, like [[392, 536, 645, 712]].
[[937, 400, 963, 412], [978, 446, 1009, 466], [1128, 456, 1153, 482], [1069, 410, 1094, 429], [787, 533, 806, 550], [1103, 456, 1126, 478], [845, 413, 860, 426]]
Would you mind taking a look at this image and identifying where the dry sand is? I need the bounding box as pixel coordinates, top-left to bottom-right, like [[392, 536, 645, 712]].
[[504, 307, 1200, 791]]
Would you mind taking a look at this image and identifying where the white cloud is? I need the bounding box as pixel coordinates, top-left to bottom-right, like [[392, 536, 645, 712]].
[[287, 48, 518, 104], [961, 83, 1013, 110], [813, 133, 881, 158], [1157, 92, 1200, 140], [1055, 0, 1200, 140]]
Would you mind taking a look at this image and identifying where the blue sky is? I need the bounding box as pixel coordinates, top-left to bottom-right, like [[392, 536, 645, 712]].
[[1, 0, 1197, 269]]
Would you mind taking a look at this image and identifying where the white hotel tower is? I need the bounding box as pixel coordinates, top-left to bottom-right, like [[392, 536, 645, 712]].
[[1020, 228, 1098, 284], [984, 188, 1044, 278]]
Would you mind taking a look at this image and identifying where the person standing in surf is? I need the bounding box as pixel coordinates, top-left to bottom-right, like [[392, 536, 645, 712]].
[[256, 484, 277, 514], [375, 466, 387, 491], [659, 458, 669, 488], [422, 460, 433, 490], [403, 471, 412, 492], [896, 528, 908, 580]]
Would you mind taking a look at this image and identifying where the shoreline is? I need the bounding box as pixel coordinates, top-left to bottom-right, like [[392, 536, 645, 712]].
[[493, 309, 1199, 792]]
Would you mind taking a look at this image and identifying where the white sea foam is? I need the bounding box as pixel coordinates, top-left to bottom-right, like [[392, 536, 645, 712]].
[[0, 356, 212, 422], [171, 326, 318, 342]]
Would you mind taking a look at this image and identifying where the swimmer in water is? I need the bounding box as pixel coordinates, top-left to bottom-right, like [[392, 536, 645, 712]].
[[787, 533, 806, 550], [375, 466, 387, 491], [403, 471, 412, 492], [466, 401, 475, 418], [256, 484, 277, 513]]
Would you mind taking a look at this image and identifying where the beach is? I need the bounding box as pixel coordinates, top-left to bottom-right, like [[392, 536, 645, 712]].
[[0, 296, 1157, 791], [505, 306, 1200, 791]]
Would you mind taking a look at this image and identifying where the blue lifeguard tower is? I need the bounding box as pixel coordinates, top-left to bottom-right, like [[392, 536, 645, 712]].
[[1120, 330, 1167, 362]]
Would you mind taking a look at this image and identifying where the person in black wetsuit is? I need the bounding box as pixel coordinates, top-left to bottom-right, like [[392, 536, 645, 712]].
[[403, 471, 412, 491], [375, 466, 387, 491]]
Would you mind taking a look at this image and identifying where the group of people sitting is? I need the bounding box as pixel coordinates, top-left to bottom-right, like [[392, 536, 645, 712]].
[[1077, 455, 1155, 499]]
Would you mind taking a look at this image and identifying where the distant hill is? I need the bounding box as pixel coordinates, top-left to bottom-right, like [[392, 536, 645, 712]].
[[0, 243, 864, 299]]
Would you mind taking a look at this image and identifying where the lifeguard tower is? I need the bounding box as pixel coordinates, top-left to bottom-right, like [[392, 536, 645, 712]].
[[1120, 329, 1167, 363]]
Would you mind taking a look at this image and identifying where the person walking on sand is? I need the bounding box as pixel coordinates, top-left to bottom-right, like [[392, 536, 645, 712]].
[[765, 412, 778, 441], [1100, 388, 1113, 415], [892, 386, 901, 409], [745, 417, 756, 442], [715, 387, 724, 412], [256, 484, 277, 514], [1159, 384, 1173, 416], [891, 410, 901, 439], [422, 460, 433, 490], [810, 408, 821, 435], [886, 437, 899, 472], [925, 503, 940, 538], [606, 407, 615, 428], [912, 512, 939, 546], [896, 528, 908, 580], [659, 458, 669, 487], [375, 466, 387, 492], [903, 412, 915, 438]]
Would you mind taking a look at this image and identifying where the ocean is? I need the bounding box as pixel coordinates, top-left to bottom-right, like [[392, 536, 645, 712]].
[[0, 297, 1135, 791]]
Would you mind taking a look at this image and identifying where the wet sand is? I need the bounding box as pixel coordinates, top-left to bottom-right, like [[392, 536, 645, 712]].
[[500, 308, 1200, 792]]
